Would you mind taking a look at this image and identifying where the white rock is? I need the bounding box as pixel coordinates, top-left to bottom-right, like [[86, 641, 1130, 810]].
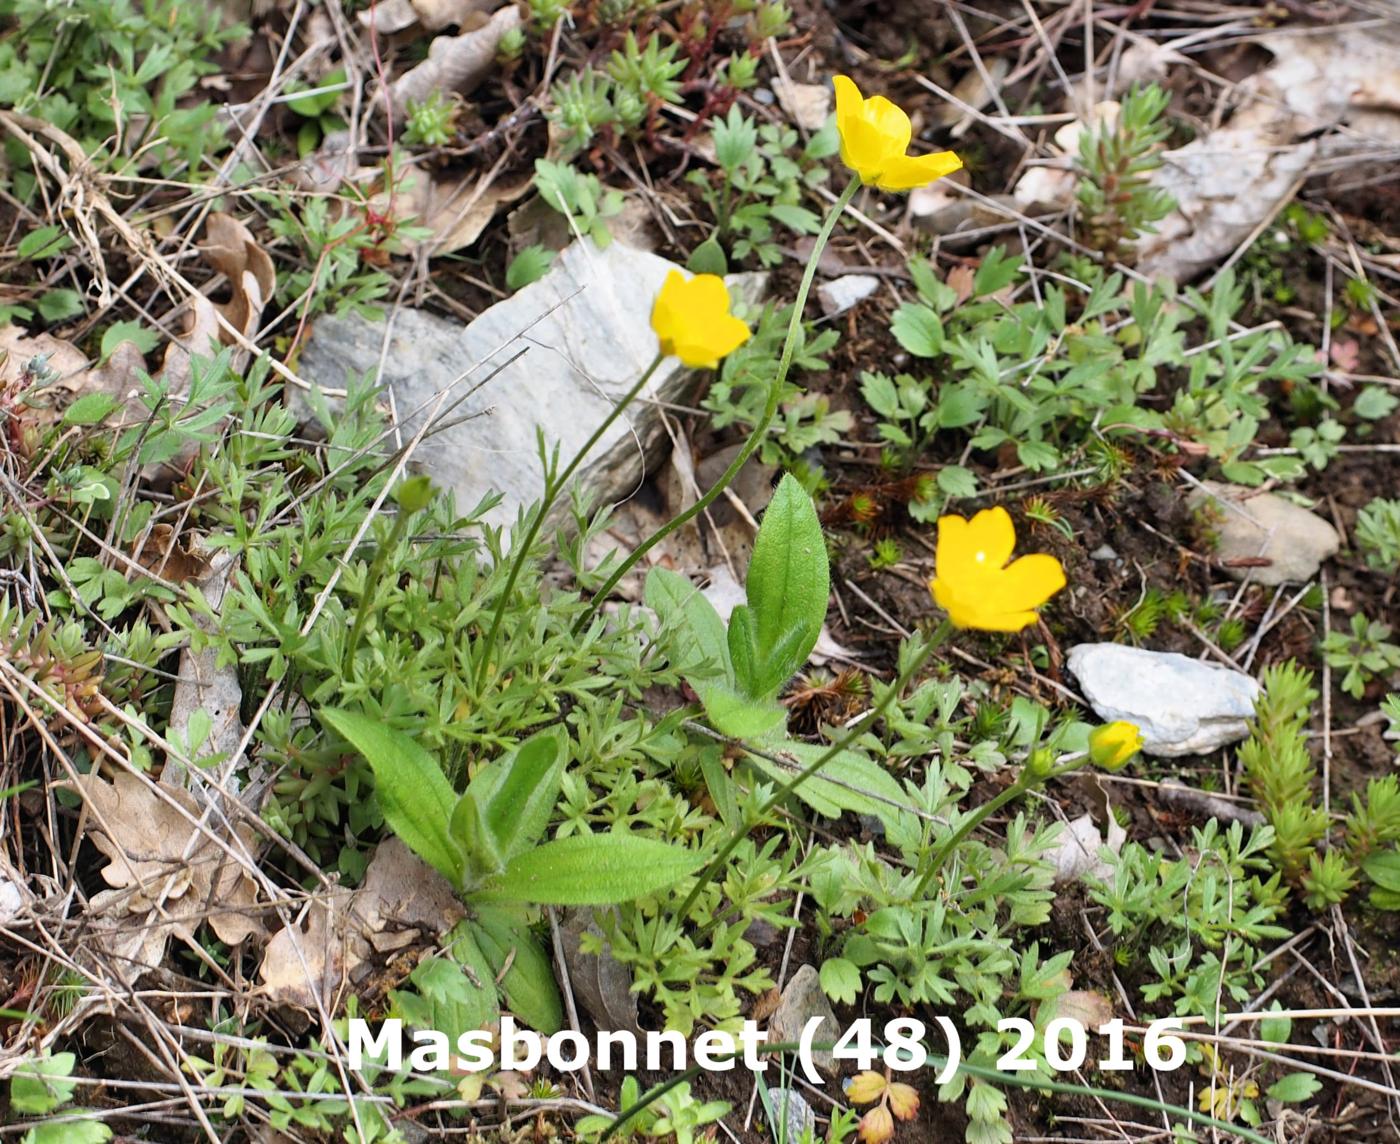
[[766, 1088, 816, 1142], [775, 79, 832, 131], [1013, 165, 1075, 208], [298, 240, 765, 529], [769, 964, 839, 1073], [0, 874, 23, 924], [1053, 101, 1120, 154], [1068, 643, 1261, 757], [1188, 480, 1339, 586], [817, 274, 879, 316]]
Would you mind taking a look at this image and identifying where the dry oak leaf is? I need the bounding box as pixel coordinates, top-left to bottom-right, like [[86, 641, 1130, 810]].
[[160, 212, 275, 397], [0, 326, 146, 430], [202, 211, 276, 344], [360, 0, 492, 33], [259, 837, 465, 1013], [388, 4, 521, 119], [372, 167, 532, 256], [72, 770, 264, 982], [133, 523, 213, 584]]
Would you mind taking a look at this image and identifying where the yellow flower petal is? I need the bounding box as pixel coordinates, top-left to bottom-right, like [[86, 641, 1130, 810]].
[[929, 508, 1066, 631], [649, 270, 751, 369], [994, 552, 1068, 611], [862, 95, 913, 155], [876, 151, 964, 192], [832, 74, 963, 193], [1088, 721, 1144, 770]]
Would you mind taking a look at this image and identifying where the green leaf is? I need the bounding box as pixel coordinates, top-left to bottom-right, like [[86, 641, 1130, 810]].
[[736, 474, 829, 698], [973, 245, 1022, 296], [1355, 385, 1399, 421], [819, 957, 861, 1006], [1017, 439, 1060, 471], [703, 685, 788, 741], [471, 911, 563, 1033], [860, 371, 901, 419], [687, 236, 729, 276], [10, 1052, 77, 1115], [99, 320, 159, 362], [506, 245, 556, 291], [26, 1122, 113, 1144], [392, 922, 497, 1042], [469, 727, 569, 861], [935, 384, 985, 429], [890, 303, 944, 357], [1362, 849, 1400, 893], [936, 465, 977, 498], [1265, 1073, 1321, 1103], [745, 742, 910, 827], [61, 393, 121, 427], [645, 567, 731, 690], [286, 68, 346, 117], [769, 203, 820, 234], [477, 834, 702, 906], [1258, 1006, 1291, 1045], [320, 709, 464, 886], [37, 290, 83, 323], [18, 226, 72, 260], [449, 788, 504, 880]]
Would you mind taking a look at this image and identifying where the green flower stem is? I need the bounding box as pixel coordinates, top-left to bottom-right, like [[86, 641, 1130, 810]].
[[673, 615, 953, 926], [475, 352, 665, 690], [913, 754, 1086, 898], [577, 173, 863, 634]]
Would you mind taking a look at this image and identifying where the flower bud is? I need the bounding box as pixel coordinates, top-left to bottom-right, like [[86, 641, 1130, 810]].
[[1088, 721, 1144, 771]]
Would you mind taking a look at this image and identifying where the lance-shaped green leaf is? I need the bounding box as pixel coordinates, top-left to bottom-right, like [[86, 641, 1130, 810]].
[[321, 709, 465, 887], [475, 833, 703, 906], [732, 474, 830, 699]]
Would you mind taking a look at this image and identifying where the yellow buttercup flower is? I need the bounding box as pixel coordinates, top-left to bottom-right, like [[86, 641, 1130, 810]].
[[1088, 721, 1144, 771], [833, 74, 963, 192], [650, 270, 751, 369], [930, 506, 1066, 632]]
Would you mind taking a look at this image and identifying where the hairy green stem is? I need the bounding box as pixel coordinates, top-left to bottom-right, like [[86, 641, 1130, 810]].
[[577, 174, 863, 633], [476, 353, 664, 690], [913, 755, 1085, 898]]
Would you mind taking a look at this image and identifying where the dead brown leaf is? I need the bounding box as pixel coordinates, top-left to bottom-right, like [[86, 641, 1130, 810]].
[[775, 79, 832, 132], [133, 524, 212, 584], [1038, 989, 1114, 1031], [71, 769, 264, 983], [559, 909, 642, 1037], [164, 542, 245, 796], [1139, 25, 1400, 281], [361, 0, 491, 33], [389, 4, 521, 119], [202, 212, 276, 344], [374, 168, 532, 256], [0, 325, 146, 430], [259, 837, 465, 1012]]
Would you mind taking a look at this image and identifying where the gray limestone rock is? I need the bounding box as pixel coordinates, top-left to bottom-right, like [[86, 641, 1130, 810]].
[[769, 964, 839, 1074], [1067, 642, 1261, 757], [1189, 480, 1339, 586], [297, 239, 764, 528]]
